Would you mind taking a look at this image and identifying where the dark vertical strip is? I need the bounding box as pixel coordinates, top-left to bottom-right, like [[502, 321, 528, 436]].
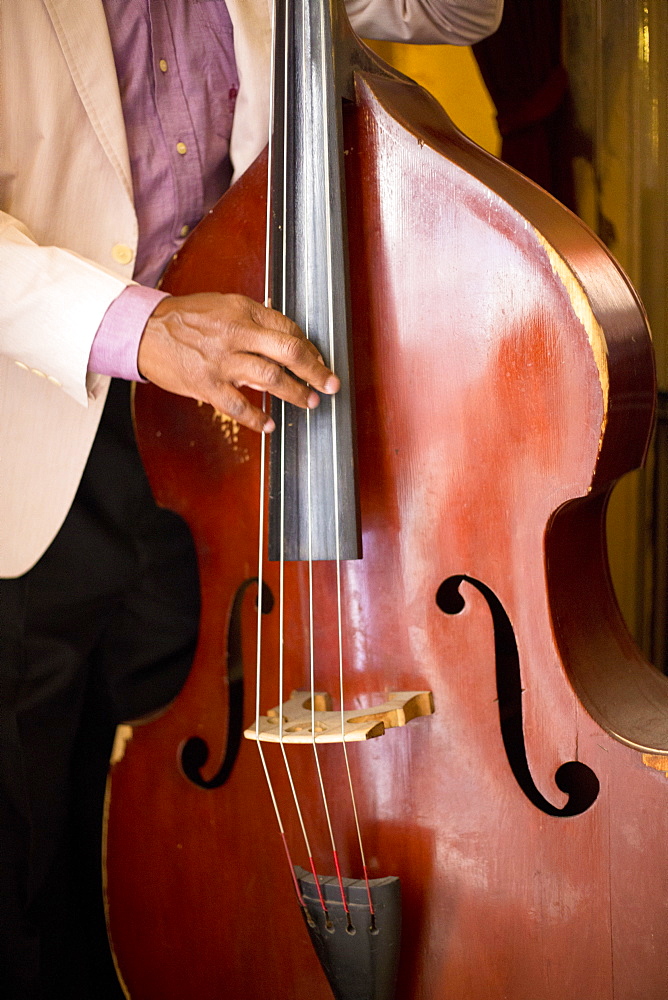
[[268, 0, 361, 562]]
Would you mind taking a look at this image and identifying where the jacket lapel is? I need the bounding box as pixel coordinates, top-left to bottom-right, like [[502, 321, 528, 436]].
[[42, 0, 133, 201], [225, 0, 273, 179]]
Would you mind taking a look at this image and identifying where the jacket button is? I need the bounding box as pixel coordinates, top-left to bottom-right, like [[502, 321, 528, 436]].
[[111, 243, 134, 266]]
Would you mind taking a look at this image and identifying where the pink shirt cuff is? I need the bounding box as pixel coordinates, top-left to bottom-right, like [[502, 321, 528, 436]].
[[88, 285, 170, 381]]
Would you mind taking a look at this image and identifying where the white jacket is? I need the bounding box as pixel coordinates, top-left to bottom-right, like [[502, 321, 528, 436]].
[[0, 0, 502, 576]]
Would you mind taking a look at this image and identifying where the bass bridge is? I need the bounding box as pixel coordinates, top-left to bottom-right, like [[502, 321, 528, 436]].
[[244, 690, 435, 744]]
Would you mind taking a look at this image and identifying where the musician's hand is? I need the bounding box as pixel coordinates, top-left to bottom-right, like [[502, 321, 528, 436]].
[[137, 292, 339, 433]]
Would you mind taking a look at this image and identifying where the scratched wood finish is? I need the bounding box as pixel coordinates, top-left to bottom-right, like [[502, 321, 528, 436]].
[[104, 68, 668, 999]]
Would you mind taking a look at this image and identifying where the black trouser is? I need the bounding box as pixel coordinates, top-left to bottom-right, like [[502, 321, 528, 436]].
[[0, 380, 200, 999]]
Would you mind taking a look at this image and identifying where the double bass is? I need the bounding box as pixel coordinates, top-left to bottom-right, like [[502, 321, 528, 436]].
[[105, 2, 668, 997]]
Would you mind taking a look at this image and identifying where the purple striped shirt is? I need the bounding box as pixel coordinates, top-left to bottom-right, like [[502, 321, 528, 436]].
[[90, 0, 239, 380]]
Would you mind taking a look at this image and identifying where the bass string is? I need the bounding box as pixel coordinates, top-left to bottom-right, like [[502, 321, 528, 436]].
[[253, 0, 330, 921], [277, 0, 332, 913], [297, 0, 356, 928], [316, 0, 375, 918], [255, 0, 374, 922], [253, 0, 311, 917]]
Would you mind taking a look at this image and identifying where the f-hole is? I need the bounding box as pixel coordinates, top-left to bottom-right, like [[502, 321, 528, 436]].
[[436, 575, 600, 816], [180, 579, 275, 790]]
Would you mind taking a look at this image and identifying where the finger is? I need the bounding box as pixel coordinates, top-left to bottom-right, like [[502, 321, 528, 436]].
[[246, 302, 339, 392], [245, 328, 340, 395], [248, 299, 305, 340], [207, 384, 275, 435], [232, 356, 322, 410]]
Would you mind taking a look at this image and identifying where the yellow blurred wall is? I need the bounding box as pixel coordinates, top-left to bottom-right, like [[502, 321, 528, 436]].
[[365, 41, 500, 156]]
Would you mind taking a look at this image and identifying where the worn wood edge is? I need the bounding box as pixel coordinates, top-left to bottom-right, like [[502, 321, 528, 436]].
[[642, 753, 668, 775], [535, 232, 609, 453]]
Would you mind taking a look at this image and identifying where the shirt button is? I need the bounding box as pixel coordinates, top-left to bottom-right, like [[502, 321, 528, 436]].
[[180, 224, 190, 237], [159, 59, 168, 72], [176, 142, 187, 155], [111, 243, 134, 265]]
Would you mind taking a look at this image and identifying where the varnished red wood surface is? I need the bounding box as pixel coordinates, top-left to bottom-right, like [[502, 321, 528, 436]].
[[104, 73, 668, 999]]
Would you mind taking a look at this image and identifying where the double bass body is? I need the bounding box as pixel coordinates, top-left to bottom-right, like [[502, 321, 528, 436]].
[[105, 5, 667, 997]]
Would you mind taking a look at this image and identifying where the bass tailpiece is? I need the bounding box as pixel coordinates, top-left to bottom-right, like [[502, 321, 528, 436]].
[[295, 866, 401, 1000]]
